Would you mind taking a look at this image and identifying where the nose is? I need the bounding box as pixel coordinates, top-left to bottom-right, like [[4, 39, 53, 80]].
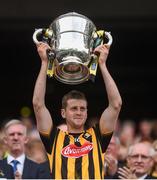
[[13, 134, 18, 140], [137, 155, 142, 162], [76, 108, 82, 114]]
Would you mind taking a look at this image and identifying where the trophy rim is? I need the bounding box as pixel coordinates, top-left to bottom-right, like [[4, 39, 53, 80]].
[[54, 60, 90, 85], [50, 12, 96, 30]]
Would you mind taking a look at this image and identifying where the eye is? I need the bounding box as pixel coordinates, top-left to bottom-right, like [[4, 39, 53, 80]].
[[80, 107, 86, 111], [141, 155, 150, 160], [131, 154, 139, 159], [71, 107, 77, 110], [9, 133, 14, 136]]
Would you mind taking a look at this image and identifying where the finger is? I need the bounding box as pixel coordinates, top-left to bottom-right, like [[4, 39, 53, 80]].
[[130, 167, 136, 174], [105, 157, 111, 164], [104, 158, 110, 165], [94, 44, 104, 51], [103, 44, 110, 49], [105, 155, 110, 161], [118, 175, 125, 179], [36, 42, 42, 47], [118, 168, 129, 177], [37, 42, 49, 48], [118, 171, 128, 178], [122, 166, 131, 174]]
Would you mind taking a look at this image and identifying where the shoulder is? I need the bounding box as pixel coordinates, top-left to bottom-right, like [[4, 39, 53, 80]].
[[24, 157, 42, 173], [25, 157, 49, 169], [0, 159, 11, 169], [0, 160, 4, 165], [0, 159, 14, 179], [0, 159, 6, 164], [146, 175, 157, 179], [25, 157, 40, 166]]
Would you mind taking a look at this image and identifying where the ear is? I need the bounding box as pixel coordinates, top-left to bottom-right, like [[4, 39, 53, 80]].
[[3, 136, 8, 145], [24, 136, 29, 144], [149, 158, 154, 168], [61, 109, 66, 119]]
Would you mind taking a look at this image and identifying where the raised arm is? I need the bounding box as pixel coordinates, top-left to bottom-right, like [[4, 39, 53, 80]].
[[32, 42, 53, 133], [94, 44, 122, 134]]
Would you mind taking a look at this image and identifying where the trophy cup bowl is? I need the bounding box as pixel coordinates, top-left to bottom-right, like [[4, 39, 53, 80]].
[[33, 12, 113, 85]]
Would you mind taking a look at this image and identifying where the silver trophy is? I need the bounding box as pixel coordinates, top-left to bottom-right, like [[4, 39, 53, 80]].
[[33, 12, 113, 85]]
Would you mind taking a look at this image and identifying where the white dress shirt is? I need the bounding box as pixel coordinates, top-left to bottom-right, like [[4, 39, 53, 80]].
[[138, 174, 148, 179], [7, 153, 25, 175]]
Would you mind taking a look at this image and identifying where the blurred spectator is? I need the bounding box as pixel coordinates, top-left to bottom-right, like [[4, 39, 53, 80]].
[[26, 139, 47, 163], [150, 119, 157, 141], [118, 120, 136, 161], [119, 120, 136, 146], [151, 140, 157, 178], [21, 117, 40, 140], [2, 119, 51, 179], [136, 119, 153, 143], [118, 141, 155, 179], [21, 117, 34, 133], [0, 131, 8, 159], [104, 134, 121, 178]]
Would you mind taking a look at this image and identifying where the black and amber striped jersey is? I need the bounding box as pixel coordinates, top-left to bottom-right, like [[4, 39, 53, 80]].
[[39, 123, 113, 179]]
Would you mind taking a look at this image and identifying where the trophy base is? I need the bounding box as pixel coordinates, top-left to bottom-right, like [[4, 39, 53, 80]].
[[54, 57, 89, 85]]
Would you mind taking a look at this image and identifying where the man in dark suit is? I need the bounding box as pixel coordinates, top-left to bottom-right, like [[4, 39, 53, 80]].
[[117, 142, 156, 179], [0, 160, 14, 179], [3, 119, 51, 179]]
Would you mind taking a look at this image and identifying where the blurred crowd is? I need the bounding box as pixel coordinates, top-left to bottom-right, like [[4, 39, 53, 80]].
[[0, 116, 157, 179], [100, 117, 157, 179]]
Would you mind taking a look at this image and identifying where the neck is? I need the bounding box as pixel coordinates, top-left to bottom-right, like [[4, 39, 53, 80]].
[[136, 173, 147, 179], [67, 126, 84, 134], [10, 150, 23, 158]]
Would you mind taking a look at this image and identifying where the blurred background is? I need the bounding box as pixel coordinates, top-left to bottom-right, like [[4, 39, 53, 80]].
[[0, 0, 157, 126]]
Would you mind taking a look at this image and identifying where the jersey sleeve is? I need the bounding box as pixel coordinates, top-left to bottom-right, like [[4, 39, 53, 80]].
[[93, 123, 113, 153], [39, 125, 59, 154]]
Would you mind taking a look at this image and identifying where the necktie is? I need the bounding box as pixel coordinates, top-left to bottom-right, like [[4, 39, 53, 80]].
[[12, 160, 19, 173]]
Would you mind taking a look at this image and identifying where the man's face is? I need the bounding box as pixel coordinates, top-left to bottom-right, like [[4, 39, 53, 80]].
[[127, 143, 154, 177], [4, 124, 28, 154], [61, 99, 87, 131]]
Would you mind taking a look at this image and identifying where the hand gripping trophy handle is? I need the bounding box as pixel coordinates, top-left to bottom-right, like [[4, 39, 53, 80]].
[[33, 28, 56, 77], [89, 30, 113, 82]]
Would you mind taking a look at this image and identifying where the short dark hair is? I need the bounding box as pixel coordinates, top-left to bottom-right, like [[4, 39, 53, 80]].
[[62, 90, 87, 109]]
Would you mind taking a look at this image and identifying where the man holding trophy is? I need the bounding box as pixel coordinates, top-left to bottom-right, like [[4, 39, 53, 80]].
[[32, 12, 122, 179]]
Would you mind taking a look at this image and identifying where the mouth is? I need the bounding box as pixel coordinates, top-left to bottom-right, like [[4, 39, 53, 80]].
[[74, 118, 84, 122], [12, 142, 20, 145], [134, 165, 144, 169]]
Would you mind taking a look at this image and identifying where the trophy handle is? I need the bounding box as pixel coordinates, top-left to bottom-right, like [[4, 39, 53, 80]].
[[33, 28, 55, 77], [89, 30, 113, 81], [33, 28, 43, 44], [105, 31, 113, 46], [33, 28, 53, 44], [93, 30, 113, 48]]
